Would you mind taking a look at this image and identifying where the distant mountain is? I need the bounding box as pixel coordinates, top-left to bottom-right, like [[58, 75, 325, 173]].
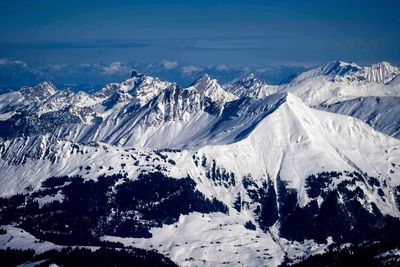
[[290, 60, 362, 83], [224, 73, 278, 99], [289, 60, 399, 85], [341, 61, 400, 84]]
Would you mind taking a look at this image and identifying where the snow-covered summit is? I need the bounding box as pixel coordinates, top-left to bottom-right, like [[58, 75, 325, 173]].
[[19, 81, 58, 102], [291, 60, 399, 85], [280, 61, 400, 105], [224, 73, 278, 99], [96, 72, 172, 107], [290, 61, 361, 83], [185, 74, 237, 104], [342, 61, 400, 84]]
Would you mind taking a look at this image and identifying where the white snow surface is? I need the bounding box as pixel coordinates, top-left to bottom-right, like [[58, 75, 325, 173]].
[[101, 212, 327, 267], [317, 96, 400, 139], [0, 225, 61, 253]]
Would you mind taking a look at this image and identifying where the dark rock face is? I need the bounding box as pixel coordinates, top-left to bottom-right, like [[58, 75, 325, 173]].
[[0, 172, 227, 246]]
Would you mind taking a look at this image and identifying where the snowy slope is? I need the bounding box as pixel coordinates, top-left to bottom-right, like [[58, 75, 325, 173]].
[[318, 96, 400, 139], [180, 93, 400, 216], [0, 135, 181, 197], [274, 61, 400, 140], [281, 75, 400, 105]]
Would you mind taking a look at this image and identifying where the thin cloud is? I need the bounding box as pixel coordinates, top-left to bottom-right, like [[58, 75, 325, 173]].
[[0, 40, 148, 50], [0, 58, 28, 67], [102, 62, 130, 74], [160, 60, 178, 70], [182, 65, 202, 75]]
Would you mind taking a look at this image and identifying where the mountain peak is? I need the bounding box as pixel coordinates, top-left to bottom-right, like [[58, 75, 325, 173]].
[[19, 81, 58, 102], [290, 60, 362, 84], [224, 73, 276, 99], [191, 73, 212, 86], [96, 74, 172, 107], [367, 61, 398, 73], [340, 61, 400, 84], [242, 73, 256, 81], [187, 74, 237, 104], [130, 69, 145, 78], [189, 74, 217, 93], [320, 60, 361, 76], [372, 61, 396, 68]]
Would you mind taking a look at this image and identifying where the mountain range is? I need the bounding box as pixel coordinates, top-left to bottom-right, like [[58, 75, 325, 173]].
[[0, 61, 400, 266]]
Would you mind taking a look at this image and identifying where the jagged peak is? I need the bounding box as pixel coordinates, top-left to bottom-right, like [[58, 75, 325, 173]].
[[197, 73, 211, 81], [130, 69, 145, 78], [241, 72, 256, 81], [27, 81, 57, 92], [189, 73, 213, 88], [341, 61, 400, 84], [319, 60, 361, 75], [231, 73, 264, 86], [364, 61, 399, 74], [224, 73, 276, 99], [290, 60, 362, 83], [186, 74, 237, 104], [292, 60, 399, 84], [237, 73, 265, 85], [19, 81, 58, 101], [188, 74, 219, 94], [369, 61, 397, 68], [95, 73, 172, 108], [38, 81, 57, 88]]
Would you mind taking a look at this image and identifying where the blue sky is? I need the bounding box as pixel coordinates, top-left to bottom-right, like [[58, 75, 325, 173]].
[[0, 0, 399, 88]]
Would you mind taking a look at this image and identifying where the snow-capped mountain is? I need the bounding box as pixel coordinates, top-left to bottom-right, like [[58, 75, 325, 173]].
[[186, 74, 237, 104], [20, 81, 58, 102], [224, 73, 278, 99], [279, 61, 400, 106], [340, 61, 400, 84], [1, 63, 400, 266], [289, 60, 362, 83], [289, 60, 399, 85], [0, 73, 240, 148]]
